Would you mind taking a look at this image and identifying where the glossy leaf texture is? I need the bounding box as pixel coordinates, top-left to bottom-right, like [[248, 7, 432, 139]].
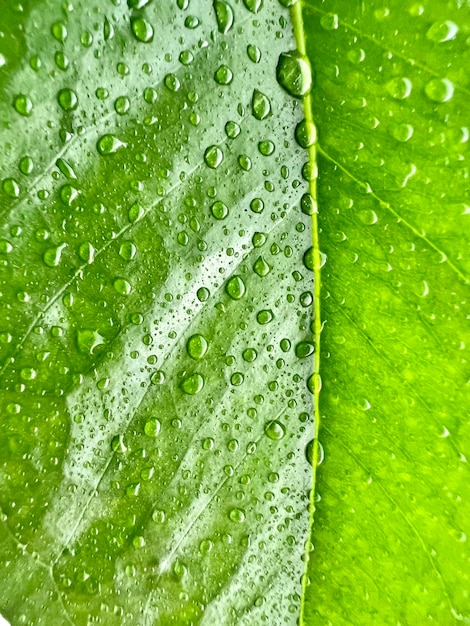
[[0, 1, 314, 624], [302, 1, 470, 624]]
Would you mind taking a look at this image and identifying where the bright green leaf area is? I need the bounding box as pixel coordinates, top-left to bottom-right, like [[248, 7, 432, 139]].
[[0, 1, 314, 625], [301, 1, 470, 624]]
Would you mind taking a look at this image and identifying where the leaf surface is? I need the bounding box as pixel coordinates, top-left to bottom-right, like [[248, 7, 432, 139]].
[[0, 2, 313, 624], [301, 1, 470, 623]]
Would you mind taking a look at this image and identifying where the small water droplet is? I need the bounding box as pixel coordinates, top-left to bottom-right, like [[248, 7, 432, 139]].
[[115, 96, 130, 115], [97, 134, 126, 155], [229, 507, 245, 522], [79, 242, 95, 264], [2, 178, 20, 198], [392, 123, 414, 142], [386, 77, 412, 100], [180, 372, 205, 395], [425, 78, 454, 103], [242, 348, 257, 362], [252, 89, 271, 120], [204, 145, 223, 169], [164, 73, 180, 92], [13, 94, 33, 116], [150, 370, 165, 385], [265, 420, 286, 440], [257, 309, 273, 324], [303, 246, 314, 271], [276, 50, 312, 98], [51, 22, 67, 43], [247, 44, 261, 63], [186, 334, 208, 360], [144, 418, 161, 437], [111, 434, 127, 453], [43, 243, 67, 268], [250, 198, 264, 214], [58, 88, 78, 111], [213, 0, 234, 34], [119, 241, 137, 261], [225, 275, 246, 300], [253, 256, 271, 277], [320, 12, 338, 30], [77, 329, 104, 354], [225, 121, 240, 139], [114, 278, 132, 295], [258, 140, 275, 156], [211, 200, 229, 220], [131, 17, 154, 43], [214, 65, 233, 85], [426, 20, 458, 43], [295, 341, 314, 358]]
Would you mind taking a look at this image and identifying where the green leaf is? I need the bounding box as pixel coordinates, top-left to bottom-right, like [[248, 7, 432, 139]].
[[300, 1, 470, 624], [0, 2, 313, 624]]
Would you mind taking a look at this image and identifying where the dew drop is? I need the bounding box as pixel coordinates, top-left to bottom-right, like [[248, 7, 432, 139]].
[[43, 243, 67, 268], [426, 20, 458, 43], [295, 119, 317, 148], [295, 341, 314, 358], [257, 309, 273, 324], [115, 96, 130, 115], [250, 197, 264, 214], [186, 334, 208, 360], [150, 370, 165, 385], [276, 50, 312, 97], [97, 134, 126, 155], [111, 434, 127, 453], [242, 348, 257, 362], [225, 121, 240, 139], [386, 77, 412, 100], [214, 65, 233, 85], [213, 0, 234, 33], [13, 94, 33, 116], [131, 17, 154, 43], [180, 372, 204, 395], [425, 78, 454, 103], [51, 22, 67, 43], [393, 123, 414, 142], [320, 12, 339, 30], [164, 73, 180, 92], [58, 88, 78, 111], [211, 200, 229, 220], [2, 178, 20, 198], [265, 420, 286, 440], [247, 44, 261, 63], [204, 145, 223, 169], [253, 256, 271, 277], [77, 329, 104, 354], [225, 275, 246, 300], [303, 246, 314, 271], [114, 278, 132, 295], [79, 242, 95, 264], [144, 418, 161, 437], [56, 158, 77, 180], [119, 241, 137, 261], [229, 507, 245, 522], [252, 89, 271, 120]]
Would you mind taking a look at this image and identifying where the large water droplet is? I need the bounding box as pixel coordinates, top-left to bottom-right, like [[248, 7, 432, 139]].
[[180, 372, 204, 395], [213, 0, 234, 34], [13, 94, 33, 116], [43, 243, 67, 268], [77, 329, 104, 354], [58, 88, 78, 111], [229, 507, 246, 522], [295, 119, 317, 148], [211, 201, 229, 220], [186, 334, 208, 360], [253, 256, 271, 277], [425, 78, 454, 103], [114, 278, 132, 295], [97, 134, 126, 155], [2, 178, 20, 198], [131, 17, 154, 43], [386, 77, 412, 100], [225, 275, 246, 300], [204, 145, 223, 169], [144, 418, 161, 437], [252, 89, 271, 120], [426, 20, 458, 43], [214, 65, 233, 85], [257, 309, 273, 324], [265, 420, 286, 440], [276, 50, 312, 98]]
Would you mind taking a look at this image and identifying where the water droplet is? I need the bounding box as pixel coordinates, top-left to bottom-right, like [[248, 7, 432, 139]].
[[104, 17, 114, 41], [197, 287, 210, 302], [252, 89, 271, 120], [229, 507, 245, 522], [242, 348, 257, 362], [252, 232, 266, 247], [258, 140, 275, 156], [276, 50, 312, 98], [301, 193, 315, 216], [225, 121, 240, 139], [247, 44, 261, 63], [2, 178, 20, 198], [211, 200, 229, 220], [150, 370, 165, 385], [111, 434, 127, 453], [320, 12, 338, 30], [238, 154, 252, 171], [202, 437, 214, 450], [13, 94, 33, 116], [131, 17, 154, 43], [426, 20, 458, 43], [43, 243, 67, 268], [180, 372, 204, 395], [164, 73, 180, 92], [187, 334, 208, 360], [425, 78, 454, 103], [253, 256, 271, 277], [231, 372, 244, 386], [97, 134, 126, 155], [303, 246, 314, 271], [60, 184, 79, 206], [204, 145, 223, 169], [392, 123, 414, 142], [0, 240, 12, 254], [213, 0, 234, 33], [199, 539, 213, 553], [77, 329, 104, 354], [56, 158, 77, 180], [295, 341, 314, 358], [114, 278, 132, 295], [19, 156, 34, 175], [214, 65, 233, 85], [119, 241, 137, 261], [225, 275, 246, 300], [257, 309, 273, 325], [295, 119, 317, 148], [58, 88, 78, 111], [128, 202, 144, 223], [20, 367, 36, 381], [265, 420, 286, 440], [152, 508, 165, 523], [79, 242, 95, 264], [386, 77, 412, 100], [128, 0, 151, 7], [144, 418, 161, 437], [51, 22, 67, 43], [115, 96, 130, 115], [250, 198, 264, 214]]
